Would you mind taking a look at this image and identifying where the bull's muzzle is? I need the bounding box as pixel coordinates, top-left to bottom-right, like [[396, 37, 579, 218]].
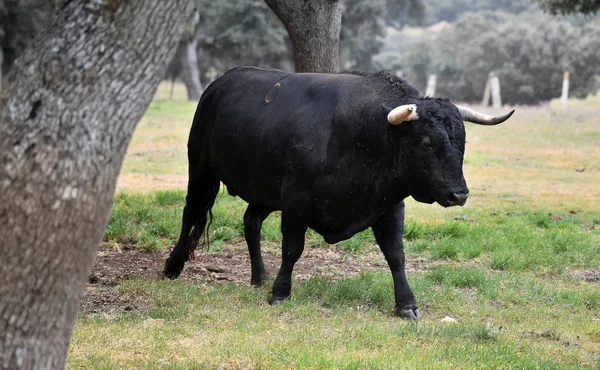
[[447, 192, 469, 207]]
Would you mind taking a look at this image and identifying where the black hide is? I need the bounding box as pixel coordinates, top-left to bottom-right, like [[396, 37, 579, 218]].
[[165, 66, 471, 319]]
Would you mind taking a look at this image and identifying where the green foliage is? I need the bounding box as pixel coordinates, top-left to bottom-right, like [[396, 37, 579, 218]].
[[340, 0, 387, 71], [194, 0, 291, 77], [385, 0, 426, 28], [173, 0, 426, 79], [394, 11, 600, 104], [535, 0, 600, 14], [418, 0, 532, 25]]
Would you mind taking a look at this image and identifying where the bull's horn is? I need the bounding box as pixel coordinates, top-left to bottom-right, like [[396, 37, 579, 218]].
[[455, 104, 515, 125], [387, 104, 419, 125]]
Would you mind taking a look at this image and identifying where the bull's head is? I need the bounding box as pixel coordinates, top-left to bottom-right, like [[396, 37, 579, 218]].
[[384, 100, 514, 207]]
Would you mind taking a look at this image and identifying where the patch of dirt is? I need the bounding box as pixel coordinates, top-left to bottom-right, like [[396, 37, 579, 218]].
[[521, 329, 561, 342], [572, 269, 600, 283], [79, 286, 148, 315], [80, 239, 436, 314]]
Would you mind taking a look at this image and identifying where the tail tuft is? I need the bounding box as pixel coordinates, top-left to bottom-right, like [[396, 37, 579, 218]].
[[184, 183, 219, 261]]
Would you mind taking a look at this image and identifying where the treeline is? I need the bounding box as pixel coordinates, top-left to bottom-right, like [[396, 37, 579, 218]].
[[392, 11, 600, 104], [167, 0, 416, 82], [416, 0, 532, 25], [2, 0, 599, 105]]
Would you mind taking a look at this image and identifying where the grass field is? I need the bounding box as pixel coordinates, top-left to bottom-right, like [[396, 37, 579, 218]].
[[68, 84, 600, 369]]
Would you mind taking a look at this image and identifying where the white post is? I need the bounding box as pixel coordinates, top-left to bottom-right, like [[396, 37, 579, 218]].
[[561, 71, 570, 111], [490, 75, 502, 108], [425, 74, 437, 97]]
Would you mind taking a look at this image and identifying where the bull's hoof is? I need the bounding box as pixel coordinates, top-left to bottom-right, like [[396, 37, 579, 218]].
[[163, 257, 184, 280], [396, 304, 420, 320], [250, 273, 269, 287]]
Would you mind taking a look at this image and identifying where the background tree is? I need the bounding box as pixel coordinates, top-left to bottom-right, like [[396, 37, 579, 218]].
[[163, 0, 425, 92], [384, 0, 426, 28], [178, 11, 204, 101], [397, 11, 600, 104], [264, 0, 344, 72], [340, 0, 426, 71], [0, 27, 4, 90], [416, 0, 531, 25], [535, 0, 600, 14], [340, 0, 386, 71], [196, 0, 291, 80], [0, 0, 193, 368]]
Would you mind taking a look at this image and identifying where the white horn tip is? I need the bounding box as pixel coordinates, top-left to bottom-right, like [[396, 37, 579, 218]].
[[387, 104, 419, 125]]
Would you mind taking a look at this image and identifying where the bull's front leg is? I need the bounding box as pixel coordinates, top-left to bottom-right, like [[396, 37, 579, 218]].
[[371, 201, 420, 320]]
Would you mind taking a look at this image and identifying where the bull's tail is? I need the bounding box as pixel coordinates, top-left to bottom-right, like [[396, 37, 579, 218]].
[[164, 178, 219, 279], [185, 195, 216, 261]]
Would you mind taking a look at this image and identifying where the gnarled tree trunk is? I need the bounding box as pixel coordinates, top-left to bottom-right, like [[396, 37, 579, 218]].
[[264, 0, 343, 73], [0, 1, 193, 369], [0, 47, 3, 91], [0, 27, 4, 91]]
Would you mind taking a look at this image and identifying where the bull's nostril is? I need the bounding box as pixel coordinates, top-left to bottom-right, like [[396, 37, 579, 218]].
[[450, 192, 469, 205]]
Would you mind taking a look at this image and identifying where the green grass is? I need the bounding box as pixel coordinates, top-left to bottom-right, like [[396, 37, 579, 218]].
[[104, 191, 185, 252], [70, 90, 600, 369], [69, 270, 600, 368], [105, 191, 600, 274]]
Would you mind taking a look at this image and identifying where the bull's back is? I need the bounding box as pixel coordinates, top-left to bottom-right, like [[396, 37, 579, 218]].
[[190, 67, 408, 241], [192, 66, 328, 208]]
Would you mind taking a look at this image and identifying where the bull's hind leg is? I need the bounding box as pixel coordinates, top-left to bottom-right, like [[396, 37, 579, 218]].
[[270, 211, 308, 303], [164, 169, 219, 279], [244, 204, 274, 286]]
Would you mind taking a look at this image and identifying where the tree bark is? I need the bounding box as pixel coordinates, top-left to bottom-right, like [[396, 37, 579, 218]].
[[0, 1, 193, 369], [264, 0, 343, 73], [0, 28, 4, 91], [179, 11, 203, 101], [0, 47, 3, 91]]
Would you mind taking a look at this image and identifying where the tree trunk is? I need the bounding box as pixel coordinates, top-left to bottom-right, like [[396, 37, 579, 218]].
[[179, 11, 203, 101], [0, 1, 193, 369], [265, 0, 343, 73], [0, 47, 3, 91], [0, 28, 4, 91]]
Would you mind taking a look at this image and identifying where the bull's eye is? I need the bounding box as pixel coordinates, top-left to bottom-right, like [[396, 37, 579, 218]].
[[422, 137, 432, 148]]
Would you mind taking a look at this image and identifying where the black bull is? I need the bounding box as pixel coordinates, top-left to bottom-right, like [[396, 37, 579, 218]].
[[164, 66, 514, 319]]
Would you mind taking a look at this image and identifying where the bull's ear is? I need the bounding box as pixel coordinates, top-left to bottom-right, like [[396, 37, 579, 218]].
[[382, 103, 419, 125]]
